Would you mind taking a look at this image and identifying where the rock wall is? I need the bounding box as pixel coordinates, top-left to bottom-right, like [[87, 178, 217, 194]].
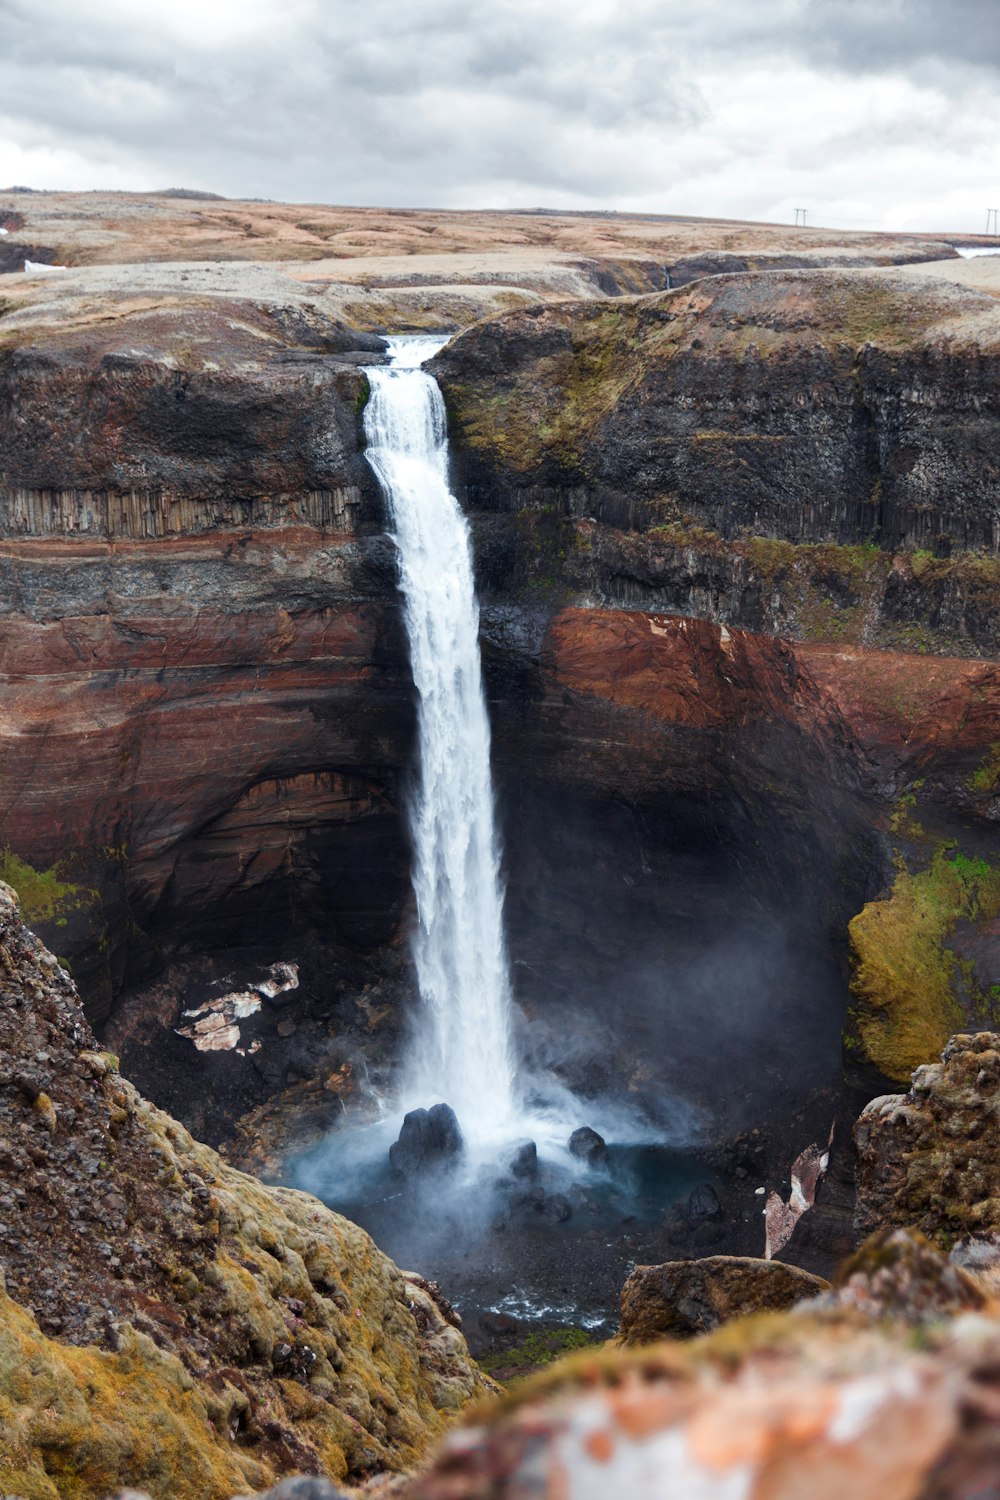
[[434, 269, 1000, 558], [855, 1031, 1000, 1243], [2, 266, 999, 1159]]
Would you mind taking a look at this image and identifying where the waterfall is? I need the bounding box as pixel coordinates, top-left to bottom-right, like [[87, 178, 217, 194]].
[[364, 336, 517, 1145]]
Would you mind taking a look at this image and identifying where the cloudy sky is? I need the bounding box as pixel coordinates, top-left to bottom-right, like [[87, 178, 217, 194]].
[[1, 0, 998, 232]]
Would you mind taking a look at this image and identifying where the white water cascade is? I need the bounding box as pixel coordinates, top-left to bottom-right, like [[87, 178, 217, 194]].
[[364, 335, 518, 1146]]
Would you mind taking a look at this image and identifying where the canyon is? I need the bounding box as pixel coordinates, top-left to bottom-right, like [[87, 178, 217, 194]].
[[2, 198, 997, 1137], [2, 190, 1000, 1442]]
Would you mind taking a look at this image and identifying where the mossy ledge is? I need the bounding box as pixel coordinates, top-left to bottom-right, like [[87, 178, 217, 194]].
[[847, 849, 1000, 1084], [472, 509, 1000, 658]]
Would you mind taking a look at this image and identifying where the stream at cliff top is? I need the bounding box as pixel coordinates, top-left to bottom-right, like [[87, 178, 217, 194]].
[[294, 334, 723, 1345]]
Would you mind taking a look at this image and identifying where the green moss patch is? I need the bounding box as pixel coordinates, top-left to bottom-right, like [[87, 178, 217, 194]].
[[0, 851, 98, 930], [965, 743, 1000, 796], [478, 1327, 600, 1385], [848, 848, 1000, 1083]]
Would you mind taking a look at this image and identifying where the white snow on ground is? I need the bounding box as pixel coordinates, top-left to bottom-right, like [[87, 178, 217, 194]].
[[957, 246, 1000, 257], [24, 258, 67, 273]]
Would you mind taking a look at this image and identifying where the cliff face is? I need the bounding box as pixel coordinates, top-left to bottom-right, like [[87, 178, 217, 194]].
[[2, 260, 999, 1162], [0, 292, 410, 1013], [0, 288, 424, 1151], [0, 882, 486, 1498], [432, 269, 1000, 1103], [434, 270, 1000, 553]]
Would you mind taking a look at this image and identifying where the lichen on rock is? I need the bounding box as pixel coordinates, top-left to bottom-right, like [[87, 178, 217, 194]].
[[855, 1030, 1000, 1246]]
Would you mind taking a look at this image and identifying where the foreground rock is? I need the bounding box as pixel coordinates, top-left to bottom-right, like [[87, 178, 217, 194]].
[[396, 1305, 1000, 1499], [0, 884, 486, 1498], [828, 1228, 993, 1324], [619, 1256, 829, 1343], [856, 1032, 1000, 1244], [398, 1230, 1000, 1499]]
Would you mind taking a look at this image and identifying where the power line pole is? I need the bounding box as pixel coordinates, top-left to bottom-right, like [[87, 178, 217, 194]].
[[988, 208, 999, 236], [794, 208, 807, 227]]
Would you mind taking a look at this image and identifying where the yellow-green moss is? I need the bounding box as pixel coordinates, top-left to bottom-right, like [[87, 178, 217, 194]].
[[0, 852, 97, 930], [966, 743, 1000, 796], [848, 849, 1000, 1082], [0, 1292, 269, 1500]]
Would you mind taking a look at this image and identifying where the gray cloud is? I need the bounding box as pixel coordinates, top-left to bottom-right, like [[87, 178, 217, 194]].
[[0, 0, 998, 227]]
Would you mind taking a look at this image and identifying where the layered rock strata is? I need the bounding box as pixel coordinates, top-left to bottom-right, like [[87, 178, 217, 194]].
[[435, 269, 1000, 553], [0, 295, 411, 1089]]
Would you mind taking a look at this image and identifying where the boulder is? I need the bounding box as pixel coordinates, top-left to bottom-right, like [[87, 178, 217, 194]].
[[568, 1126, 609, 1168], [389, 1103, 464, 1177], [508, 1139, 538, 1178], [687, 1183, 724, 1222], [619, 1255, 829, 1344]]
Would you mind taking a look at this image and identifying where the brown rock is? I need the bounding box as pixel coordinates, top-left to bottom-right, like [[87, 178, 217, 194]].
[[0, 883, 487, 1496], [855, 1032, 1000, 1245], [396, 1311, 999, 1500], [619, 1255, 829, 1344], [830, 1228, 992, 1323]]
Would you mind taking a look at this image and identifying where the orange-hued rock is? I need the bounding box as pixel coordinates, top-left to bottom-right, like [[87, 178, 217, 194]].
[[541, 606, 1000, 800], [396, 1312, 999, 1500], [545, 608, 840, 740], [796, 641, 1000, 767]]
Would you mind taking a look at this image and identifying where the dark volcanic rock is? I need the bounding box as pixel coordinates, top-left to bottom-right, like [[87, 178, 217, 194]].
[[436, 269, 1000, 553], [568, 1126, 609, 1167], [619, 1255, 829, 1343], [508, 1139, 539, 1178], [389, 1103, 465, 1177]]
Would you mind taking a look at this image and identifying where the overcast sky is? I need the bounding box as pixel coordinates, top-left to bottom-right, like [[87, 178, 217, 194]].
[[1, 0, 998, 232]]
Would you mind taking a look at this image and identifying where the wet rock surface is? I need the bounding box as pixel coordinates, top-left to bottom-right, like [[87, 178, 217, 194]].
[[568, 1126, 608, 1167], [389, 1106, 465, 1178]]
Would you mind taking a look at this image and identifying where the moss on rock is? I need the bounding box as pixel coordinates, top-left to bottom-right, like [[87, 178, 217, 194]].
[[847, 849, 1000, 1084], [0, 851, 97, 930], [0, 882, 488, 1498]]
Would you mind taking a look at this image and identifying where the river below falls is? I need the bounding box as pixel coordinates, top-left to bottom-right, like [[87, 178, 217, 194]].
[[290, 1138, 723, 1354]]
